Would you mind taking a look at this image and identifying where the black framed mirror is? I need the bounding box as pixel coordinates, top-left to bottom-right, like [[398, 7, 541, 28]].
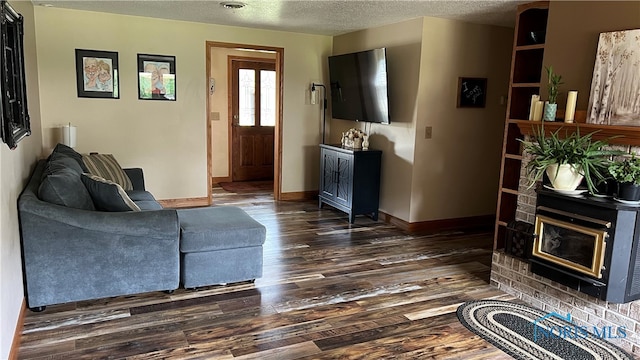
[[0, 0, 30, 149]]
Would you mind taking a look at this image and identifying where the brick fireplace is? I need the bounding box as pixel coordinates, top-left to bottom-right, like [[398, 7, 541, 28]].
[[490, 150, 640, 355]]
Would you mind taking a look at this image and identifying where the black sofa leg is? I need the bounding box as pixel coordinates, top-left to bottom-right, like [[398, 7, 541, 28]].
[[29, 306, 46, 312], [164, 290, 175, 294]]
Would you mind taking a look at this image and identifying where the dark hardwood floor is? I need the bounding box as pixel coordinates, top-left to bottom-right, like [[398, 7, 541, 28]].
[[18, 187, 513, 359]]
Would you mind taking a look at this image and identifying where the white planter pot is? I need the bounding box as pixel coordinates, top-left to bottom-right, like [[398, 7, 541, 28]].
[[546, 163, 584, 191]]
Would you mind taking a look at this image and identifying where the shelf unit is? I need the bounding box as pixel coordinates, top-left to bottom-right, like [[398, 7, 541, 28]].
[[494, 1, 549, 250]]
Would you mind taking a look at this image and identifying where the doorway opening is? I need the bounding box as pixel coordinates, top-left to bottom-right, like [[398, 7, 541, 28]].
[[206, 42, 283, 203]]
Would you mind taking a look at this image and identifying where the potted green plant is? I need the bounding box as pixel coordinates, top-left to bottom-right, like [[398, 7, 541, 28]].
[[591, 162, 616, 197], [519, 124, 623, 193], [543, 66, 563, 121], [608, 155, 640, 202]]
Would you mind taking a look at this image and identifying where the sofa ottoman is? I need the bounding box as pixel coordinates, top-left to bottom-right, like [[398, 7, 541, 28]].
[[177, 206, 266, 288]]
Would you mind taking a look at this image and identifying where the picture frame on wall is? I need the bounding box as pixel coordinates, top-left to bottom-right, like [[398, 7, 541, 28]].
[[457, 77, 487, 108], [75, 49, 119, 99], [137, 53, 176, 101], [1, 0, 30, 149], [586, 29, 640, 126]]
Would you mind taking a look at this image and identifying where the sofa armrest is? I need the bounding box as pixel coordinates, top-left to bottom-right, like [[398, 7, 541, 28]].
[[124, 168, 145, 191]]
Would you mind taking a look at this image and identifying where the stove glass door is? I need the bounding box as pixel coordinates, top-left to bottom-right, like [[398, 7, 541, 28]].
[[533, 214, 608, 278]]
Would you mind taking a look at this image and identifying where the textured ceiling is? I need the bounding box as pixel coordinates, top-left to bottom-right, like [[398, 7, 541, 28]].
[[33, 0, 527, 36]]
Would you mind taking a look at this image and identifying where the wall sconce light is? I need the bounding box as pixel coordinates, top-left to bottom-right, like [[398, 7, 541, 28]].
[[310, 85, 317, 105], [61, 122, 77, 148], [311, 83, 327, 143]]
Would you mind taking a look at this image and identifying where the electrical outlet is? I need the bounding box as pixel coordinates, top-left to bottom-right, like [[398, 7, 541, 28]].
[[425, 126, 432, 139]]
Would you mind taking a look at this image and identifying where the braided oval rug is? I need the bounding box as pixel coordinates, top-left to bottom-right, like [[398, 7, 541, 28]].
[[457, 300, 633, 360]]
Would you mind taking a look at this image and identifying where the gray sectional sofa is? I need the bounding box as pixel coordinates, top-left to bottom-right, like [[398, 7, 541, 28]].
[[18, 144, 266, 311]]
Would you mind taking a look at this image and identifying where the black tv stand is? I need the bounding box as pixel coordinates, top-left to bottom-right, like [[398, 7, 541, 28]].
[[318, 144, 382, 223]]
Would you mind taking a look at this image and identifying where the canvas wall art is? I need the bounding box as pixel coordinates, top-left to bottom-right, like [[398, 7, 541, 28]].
[[586, 29, 640, 126]]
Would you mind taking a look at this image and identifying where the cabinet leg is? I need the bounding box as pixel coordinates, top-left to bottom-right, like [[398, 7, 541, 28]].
[[318, 198, 323, 209], [349, 213, 355, 223], [372, 211, 378, 221]]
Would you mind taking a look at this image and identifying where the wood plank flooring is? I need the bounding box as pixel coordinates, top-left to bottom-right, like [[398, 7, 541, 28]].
[[17, 188, 514, 359]]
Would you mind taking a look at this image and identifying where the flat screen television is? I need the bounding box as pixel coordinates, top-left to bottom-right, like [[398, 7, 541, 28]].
[[328, 48, 390, 124]]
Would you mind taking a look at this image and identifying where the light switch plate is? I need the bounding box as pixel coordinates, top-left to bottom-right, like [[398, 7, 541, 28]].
[[425, 126, 432, 139]]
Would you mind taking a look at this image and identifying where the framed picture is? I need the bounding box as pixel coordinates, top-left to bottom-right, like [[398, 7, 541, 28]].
[[0, 0, 30, 149], [75, 49, 119, 99], [457, 77, 487, 108], [137, 54, 176, 101], [586, 29, 640, 126]]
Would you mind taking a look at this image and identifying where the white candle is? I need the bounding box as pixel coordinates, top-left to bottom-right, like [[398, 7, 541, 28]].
[[529, 94, 540, 120], [533, 101, 544, 121], [565, 91, 578, 123]]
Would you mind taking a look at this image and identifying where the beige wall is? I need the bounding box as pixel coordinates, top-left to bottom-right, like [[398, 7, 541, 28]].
[[209, 49, 276, 179], [543, 1, 640, 111], [1, 1, 42, 358], [333, 18, 512, 222], [413, 18, 512, 222], [34, 7, 332, 199]]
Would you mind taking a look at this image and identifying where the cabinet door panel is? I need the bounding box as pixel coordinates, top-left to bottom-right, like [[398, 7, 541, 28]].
[[320, 150, 337, 198], [335, 153, 353, 206]]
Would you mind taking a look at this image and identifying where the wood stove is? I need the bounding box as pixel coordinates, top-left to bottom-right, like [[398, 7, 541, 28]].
[[532, 189, 640, 303]]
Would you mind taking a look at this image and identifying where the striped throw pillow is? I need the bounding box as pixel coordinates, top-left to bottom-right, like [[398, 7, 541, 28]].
[[82, 154, 133, 191]]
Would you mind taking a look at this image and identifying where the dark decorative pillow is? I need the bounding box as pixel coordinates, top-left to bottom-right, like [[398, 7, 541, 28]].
[[48, 143, 87, 171], [81, 173, 141, 212], [82, 153, 133, 191], [38, 168, 96, 210], [42, 155, 84, 179]]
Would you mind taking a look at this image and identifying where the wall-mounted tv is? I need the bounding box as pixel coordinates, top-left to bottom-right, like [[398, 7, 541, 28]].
[[328, 47, 390, 124]]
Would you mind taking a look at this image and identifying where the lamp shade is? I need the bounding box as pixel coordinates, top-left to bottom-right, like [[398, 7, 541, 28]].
[[62, 123, 77, 148]]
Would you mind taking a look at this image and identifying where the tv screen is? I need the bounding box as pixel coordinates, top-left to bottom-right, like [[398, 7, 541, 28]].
[[328, 48, 390, 124]]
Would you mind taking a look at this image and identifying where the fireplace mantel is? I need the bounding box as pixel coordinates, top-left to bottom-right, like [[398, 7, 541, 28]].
[[515, 120, 640, 146]]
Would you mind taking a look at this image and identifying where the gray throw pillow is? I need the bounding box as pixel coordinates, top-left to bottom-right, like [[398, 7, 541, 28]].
[[42, 155, 84, 179], [38, 168, 96, 210], [81, 173, 141, 212], [48, 143, 88, 171]]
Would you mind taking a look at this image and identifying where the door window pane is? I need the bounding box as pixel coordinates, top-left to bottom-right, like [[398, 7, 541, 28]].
[[239, 69, 255, 126], [260, 70, 276, 126]]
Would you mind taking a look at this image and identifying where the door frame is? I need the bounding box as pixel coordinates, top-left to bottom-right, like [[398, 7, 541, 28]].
[[206, 41, 284, 202]]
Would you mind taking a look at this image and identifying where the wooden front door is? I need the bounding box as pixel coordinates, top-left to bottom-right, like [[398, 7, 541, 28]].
[[231, 58, 276, 181]]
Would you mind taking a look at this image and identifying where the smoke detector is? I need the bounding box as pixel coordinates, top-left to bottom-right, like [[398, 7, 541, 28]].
[[220, 2, 246, 9]]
